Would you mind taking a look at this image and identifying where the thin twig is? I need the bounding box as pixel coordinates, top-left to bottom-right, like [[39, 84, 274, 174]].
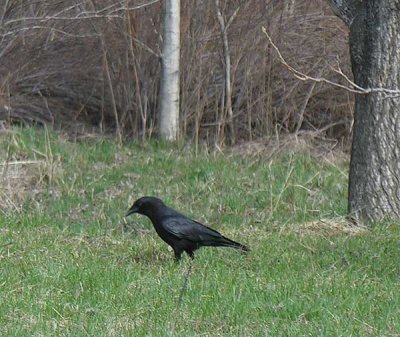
[[4, 0, 161, 25], [0, 26, 100, 38], [295, 67, 323, 134]]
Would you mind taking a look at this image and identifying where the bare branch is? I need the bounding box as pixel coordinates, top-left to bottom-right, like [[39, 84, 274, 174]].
[[1, 0, 161, 55], [262, 26, 400, 98], [132, 37, 160, 57], [4, 0, 161, 25], [0, 26, 100, 38], [108, 0, 162, 15], [215, 0, 239, 143], [225, 7, 240, 32]]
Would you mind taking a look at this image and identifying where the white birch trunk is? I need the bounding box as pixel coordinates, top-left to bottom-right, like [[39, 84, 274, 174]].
[[159, 0, 180, 140]]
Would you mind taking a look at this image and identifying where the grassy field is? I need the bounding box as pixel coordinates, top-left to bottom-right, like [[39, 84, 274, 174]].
[[1, 128, 399, 336]]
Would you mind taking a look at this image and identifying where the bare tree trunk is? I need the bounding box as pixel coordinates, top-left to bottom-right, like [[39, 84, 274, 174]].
[[215, 0, 239, 145], [159, 0, 180, 141], [326, 0, 400, 223]]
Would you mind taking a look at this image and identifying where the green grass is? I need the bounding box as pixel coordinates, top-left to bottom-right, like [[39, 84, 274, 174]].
[[0, 128, 399, 336]]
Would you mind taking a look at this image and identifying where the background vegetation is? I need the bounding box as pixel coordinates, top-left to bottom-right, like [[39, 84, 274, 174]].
[[0, 0, 352, 145]]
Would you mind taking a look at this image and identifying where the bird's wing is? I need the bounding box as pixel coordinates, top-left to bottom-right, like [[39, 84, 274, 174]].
[[162, 216, 223, 242]]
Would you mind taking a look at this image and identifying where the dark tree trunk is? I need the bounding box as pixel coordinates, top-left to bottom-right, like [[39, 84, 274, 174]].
[[327, 0, 400, 223]]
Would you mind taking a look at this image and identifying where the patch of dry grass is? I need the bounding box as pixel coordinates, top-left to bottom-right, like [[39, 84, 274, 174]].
[[283, 217, 367, 236], [0, 161, 43, 212], [231, 132, 349, 163], [0, 129, 61, 213]]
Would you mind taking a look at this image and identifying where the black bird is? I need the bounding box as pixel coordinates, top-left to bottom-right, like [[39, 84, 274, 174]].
[[125, 196, 249, 261]]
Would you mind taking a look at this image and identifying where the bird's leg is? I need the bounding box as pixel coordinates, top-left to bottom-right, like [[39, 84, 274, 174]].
[[177, 260, 193, 307], [174, 248, 183, 262], [186, 250, 195, 260]]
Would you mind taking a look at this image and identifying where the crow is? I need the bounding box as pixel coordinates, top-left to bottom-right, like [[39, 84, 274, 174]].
[[125, 196, 249, 261]]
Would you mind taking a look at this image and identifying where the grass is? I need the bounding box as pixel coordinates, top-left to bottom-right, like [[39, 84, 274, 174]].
[[1, 128, 399, 336]]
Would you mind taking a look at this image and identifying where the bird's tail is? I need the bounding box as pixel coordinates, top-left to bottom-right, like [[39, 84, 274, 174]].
[[208, 236, 250, 252]]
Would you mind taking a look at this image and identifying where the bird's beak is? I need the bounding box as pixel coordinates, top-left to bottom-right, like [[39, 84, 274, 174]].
[[125, 205, 139, 217]]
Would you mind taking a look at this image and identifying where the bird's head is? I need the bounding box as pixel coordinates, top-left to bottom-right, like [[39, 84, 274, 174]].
[[125, 196, 165, 217]]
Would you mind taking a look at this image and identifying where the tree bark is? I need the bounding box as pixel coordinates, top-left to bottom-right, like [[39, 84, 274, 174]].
[[348, 2, 400, 223], [159, 0, 180, 141], [326, 0, 360, 26], [327, 0, 400, 223]]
